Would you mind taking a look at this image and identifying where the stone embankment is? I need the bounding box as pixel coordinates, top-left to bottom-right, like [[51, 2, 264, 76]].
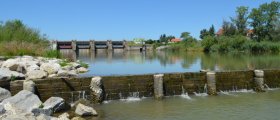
[[0, 87, 97, 120], [0, 56, 88, 81]]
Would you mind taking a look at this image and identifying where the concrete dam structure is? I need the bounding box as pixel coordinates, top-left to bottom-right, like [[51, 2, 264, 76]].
[[51, 40, 152, 52], [7, 69, 280, 103]]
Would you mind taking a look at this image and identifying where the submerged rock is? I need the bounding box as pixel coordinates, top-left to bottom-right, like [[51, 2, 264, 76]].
[[1, 90, 42, 112], [43, 97, 69, 113], [75, 103, 97, 116], [0, 87, 11, 102]]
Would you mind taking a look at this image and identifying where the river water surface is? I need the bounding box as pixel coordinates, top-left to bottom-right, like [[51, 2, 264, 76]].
[[61, 50, 280, 76], [60, 50, 280, 120]]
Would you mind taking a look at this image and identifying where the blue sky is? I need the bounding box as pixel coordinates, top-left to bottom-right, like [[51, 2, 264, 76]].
[[0, 0, 275, 40]]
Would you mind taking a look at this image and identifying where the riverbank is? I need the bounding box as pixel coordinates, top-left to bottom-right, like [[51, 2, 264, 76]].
[[0, 56, 89, 81]]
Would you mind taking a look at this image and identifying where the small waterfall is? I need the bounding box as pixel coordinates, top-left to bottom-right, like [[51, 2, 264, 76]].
[[204, 84, 208, 93], [119, 92, 125, 99], [180, 86, 191, 99], [264, 84, 272, 90], [193, 84, 208, 97]]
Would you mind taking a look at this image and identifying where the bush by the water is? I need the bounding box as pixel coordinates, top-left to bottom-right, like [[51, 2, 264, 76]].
[[201, 35, 280, 53], [0, 20, 60, 57]]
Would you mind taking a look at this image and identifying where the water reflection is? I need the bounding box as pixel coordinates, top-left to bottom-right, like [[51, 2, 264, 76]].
[[60, 50, 280, 76]]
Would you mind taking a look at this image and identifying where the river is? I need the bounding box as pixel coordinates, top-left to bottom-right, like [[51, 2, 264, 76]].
[[60, 49, 280, 76]]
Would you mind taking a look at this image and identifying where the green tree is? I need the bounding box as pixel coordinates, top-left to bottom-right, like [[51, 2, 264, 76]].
[[249, 1, 280, 41], [209, 25, 216, 36], [200, 29, 209, 39], [222, 21, 237, 36], [180, 32, 191, 39], [231, 6, 249, 35], [159, 34, 175, 43]]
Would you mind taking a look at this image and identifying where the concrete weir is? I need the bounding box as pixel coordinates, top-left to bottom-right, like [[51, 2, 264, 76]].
[[6, 69, 280, 103]]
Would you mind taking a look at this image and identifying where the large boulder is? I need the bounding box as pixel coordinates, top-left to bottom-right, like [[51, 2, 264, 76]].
[[26, 64, 40, 72], [40, 63, 61, 74], [26, 70, 47, 80], [71, 117, 85, 120], [36, 114, 58, 120], [1, 59, 20, 71], [0, 87, 11, 102], [75, 103, 97, 116], [1, 90, 42, 112], [0, 68, 25, 80], [0, 104, 5, 114], [0, 103, 37, 120], [43, 97, 69, 113], [57, 70, 77, 77]]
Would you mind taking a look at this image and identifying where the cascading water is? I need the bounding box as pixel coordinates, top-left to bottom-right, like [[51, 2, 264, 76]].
[[264, 84, 272, 90], [181, 86, 191, 99], [193, 84, 208, 97]]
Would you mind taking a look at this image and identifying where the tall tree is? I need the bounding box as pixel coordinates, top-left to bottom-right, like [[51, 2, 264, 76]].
[[249, 1, 280, 41], [209, 25, 216, 36], [180, 32, 191, 39], [200, 29, 209, 39], [231, 6, 249, 35], [222, 21, 237, 36]]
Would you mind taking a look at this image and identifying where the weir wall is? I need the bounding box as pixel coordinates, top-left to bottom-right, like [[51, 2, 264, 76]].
[[6, 69, 280, 102]]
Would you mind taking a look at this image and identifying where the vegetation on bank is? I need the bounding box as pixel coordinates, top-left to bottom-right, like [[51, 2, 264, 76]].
[[0, 20, 60, 57], [138, 1, 280, 53]]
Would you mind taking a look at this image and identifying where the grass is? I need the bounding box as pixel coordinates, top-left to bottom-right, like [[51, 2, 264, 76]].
[[78, 61, 89, 68]]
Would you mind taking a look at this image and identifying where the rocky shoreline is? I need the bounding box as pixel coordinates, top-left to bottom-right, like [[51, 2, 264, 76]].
[[0, 56, 89, 81], [0, 88, 98, 120], [0, 56, 96, 119]]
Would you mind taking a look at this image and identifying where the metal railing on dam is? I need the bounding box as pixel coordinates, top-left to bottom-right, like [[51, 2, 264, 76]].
[[7, 69, 280, 103]]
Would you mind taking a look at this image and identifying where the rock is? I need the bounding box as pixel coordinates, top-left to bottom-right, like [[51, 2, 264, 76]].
[[43, 97, 69, 113], [0, 87, 11, 102], [75, 103, 97, 116], [71, 63, 81, 69], [71, 117, 85, 120], [62, 65, 73, 71], [32, 108, 53, 116], [57, 70, 77, 77], [58, 113, 70, 120], [1, 90, 42, 112], [48, 74, 57, 78], [0, 68, 25, 80], [40, 63, 61, 74], [156, 45, 170, 50], [36, 114, 58, 120], [90, 77, 103, 103], [1, 103, 37, 120], [26, 70, 47, 80], [0, 104, 5, 114], [1, 58, 20, 71], [23, 80, 36, 93], [77, 67, 88, 73], [26, 64, 40, 72]]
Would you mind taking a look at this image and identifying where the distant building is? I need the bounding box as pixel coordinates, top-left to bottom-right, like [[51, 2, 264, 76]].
[[169, 38, 181, 43], [216, 28, 254, 38], [216, 28, 224, 36]]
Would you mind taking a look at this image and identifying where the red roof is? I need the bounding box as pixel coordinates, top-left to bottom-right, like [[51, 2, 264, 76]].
[[170, 38, 181, 42], [216, 28, 224, 36]]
